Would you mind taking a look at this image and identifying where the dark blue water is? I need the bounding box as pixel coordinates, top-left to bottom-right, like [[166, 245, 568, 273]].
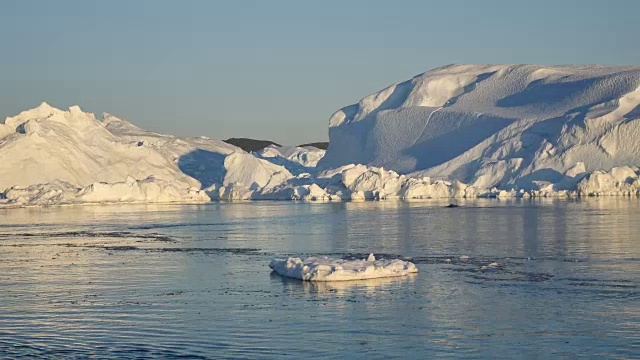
[[0, 198, 638, 358]]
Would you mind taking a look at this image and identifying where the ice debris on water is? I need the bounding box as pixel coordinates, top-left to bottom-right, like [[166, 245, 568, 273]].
[[269, 254, 418, 282], [481, 262, 500, 271]]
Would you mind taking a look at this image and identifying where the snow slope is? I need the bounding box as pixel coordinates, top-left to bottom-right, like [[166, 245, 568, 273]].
[[103, 114, 291, 191], [319, 65, 640, 190]]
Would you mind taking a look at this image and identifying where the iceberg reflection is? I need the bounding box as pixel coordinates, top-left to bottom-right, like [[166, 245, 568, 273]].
[[272, 272, 417, 296]]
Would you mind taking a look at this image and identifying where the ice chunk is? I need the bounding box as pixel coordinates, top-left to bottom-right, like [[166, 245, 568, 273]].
[[269, 255, 418, 282], [481, 262, 500, 271]]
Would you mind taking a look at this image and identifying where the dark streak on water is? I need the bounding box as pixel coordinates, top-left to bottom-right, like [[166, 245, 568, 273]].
[[0, 199, 638, 358], [0, 231, 176, 242]]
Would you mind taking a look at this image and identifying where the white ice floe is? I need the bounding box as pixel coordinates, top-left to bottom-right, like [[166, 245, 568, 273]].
[[269, 254, 418, 282], [481, 262, 500, 271]]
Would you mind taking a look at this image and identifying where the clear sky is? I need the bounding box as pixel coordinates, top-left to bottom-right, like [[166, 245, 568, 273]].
[[1, 0, 638, 145]]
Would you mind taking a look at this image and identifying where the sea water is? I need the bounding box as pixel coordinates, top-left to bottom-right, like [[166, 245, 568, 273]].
[[0, 199, 638, 358]]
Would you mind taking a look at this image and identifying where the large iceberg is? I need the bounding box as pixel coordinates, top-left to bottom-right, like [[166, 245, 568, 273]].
[[319, 65, 640, 191], [0, 103, 198, 190], [0, 177, 209, 207], [0, 103, 291, 205], [3, 64, 640, 207]]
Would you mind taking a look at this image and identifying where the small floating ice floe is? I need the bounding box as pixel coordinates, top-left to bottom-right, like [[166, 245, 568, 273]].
[[481, 262, 500, 271], [460, 255, 470, 262], [269, 254, 418, 281]]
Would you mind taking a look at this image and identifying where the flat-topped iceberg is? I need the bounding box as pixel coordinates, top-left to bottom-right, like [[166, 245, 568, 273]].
[[269, 254, 418, 281]]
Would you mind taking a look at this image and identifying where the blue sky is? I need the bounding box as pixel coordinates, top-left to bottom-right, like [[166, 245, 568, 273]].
[[1, 0, 638, 144]]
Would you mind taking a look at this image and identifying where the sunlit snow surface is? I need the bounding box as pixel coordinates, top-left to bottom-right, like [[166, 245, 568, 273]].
[[269, 254, 418, 281]]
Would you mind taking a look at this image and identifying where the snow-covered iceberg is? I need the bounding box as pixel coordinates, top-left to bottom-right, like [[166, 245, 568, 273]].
[[320, 65, 640, 191], [0, 103, 292, 205], [3, 64, 640, 207], [269, 254, 418, 281], [0, 103, 198, 190]]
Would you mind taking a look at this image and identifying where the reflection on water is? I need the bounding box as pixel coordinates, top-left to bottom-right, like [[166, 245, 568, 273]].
[[274, 272, 418, 296], [0, 199, 638, 358]]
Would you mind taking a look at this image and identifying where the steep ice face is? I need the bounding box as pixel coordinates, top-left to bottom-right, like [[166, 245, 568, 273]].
[[320, 65, 640, 190]]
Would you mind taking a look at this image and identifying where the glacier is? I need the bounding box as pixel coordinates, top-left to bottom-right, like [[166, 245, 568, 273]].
[[2, 64, 640, 206]]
